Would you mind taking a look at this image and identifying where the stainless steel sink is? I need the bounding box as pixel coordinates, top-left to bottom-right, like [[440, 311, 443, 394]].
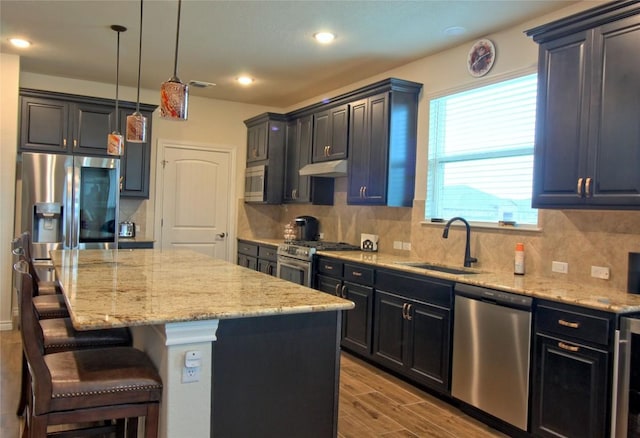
[[394, 261, 479, 275]]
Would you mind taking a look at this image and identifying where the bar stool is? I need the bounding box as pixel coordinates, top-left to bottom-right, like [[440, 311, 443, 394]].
[[15, 262, 163, 438], [18, 232, 61, 295]]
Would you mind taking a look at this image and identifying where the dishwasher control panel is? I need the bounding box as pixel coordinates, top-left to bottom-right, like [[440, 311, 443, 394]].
[[455, 283, 532, 310]]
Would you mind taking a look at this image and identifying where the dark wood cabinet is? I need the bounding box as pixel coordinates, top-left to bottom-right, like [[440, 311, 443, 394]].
[[527, 2, 640, 209], [244, 113, 286, 204], [237, 240, 277, 276], [257, 244, 277, 277], [118, 109, 154, 198], [284, 116, 334, 205], [531, 301, 614, 438], [347, 81, 421, 207], [19, 89, 155, 199], [312, 104, 349, 162], [20, 95, 117, 155], [372, 269, 452, 393], [315, 257, 374, 357]]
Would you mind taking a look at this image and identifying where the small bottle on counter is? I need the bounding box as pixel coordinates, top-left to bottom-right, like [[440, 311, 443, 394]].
[[514, 242, 525, 275]]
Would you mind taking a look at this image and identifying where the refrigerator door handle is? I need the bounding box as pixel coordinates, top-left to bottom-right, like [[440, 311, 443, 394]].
[[65, 162, 76, 249]]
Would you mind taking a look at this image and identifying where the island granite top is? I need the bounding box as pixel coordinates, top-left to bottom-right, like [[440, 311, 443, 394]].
[[51, 249, 354, 330]]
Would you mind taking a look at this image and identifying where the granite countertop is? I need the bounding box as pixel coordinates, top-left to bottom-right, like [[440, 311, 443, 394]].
[[51, 249, 354, 330], [317, 250, 640, 314]]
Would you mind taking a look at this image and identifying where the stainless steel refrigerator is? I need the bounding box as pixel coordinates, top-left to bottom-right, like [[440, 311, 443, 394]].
[[21, 152, 120, 260]]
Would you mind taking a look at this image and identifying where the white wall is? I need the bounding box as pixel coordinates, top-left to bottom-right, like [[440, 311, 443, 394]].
[[0, 54, 20, 329]]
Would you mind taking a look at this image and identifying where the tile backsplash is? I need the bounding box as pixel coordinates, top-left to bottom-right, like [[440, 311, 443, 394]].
[[237, 180, 640, 292]]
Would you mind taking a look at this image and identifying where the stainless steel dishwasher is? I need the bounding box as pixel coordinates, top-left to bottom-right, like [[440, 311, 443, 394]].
[[451, 283, 533, 431]]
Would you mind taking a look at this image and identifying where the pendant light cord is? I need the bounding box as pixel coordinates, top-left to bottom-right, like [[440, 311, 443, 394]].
[[115, 29, 121, 132], [136, 0, 144, 112], [172, 0, 182, 78]]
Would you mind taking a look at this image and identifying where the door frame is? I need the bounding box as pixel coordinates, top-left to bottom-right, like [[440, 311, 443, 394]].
[[153, 138, 237, 262]]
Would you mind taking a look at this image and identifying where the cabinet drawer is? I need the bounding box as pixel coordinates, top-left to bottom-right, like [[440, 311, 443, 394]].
[[237, 241, 259, 257], [317, 258, 343, 278], [536, 304, 612, 346], [258, 245, 277, 262], [344, 263, 374, 285], [376, 269, 453, 309]]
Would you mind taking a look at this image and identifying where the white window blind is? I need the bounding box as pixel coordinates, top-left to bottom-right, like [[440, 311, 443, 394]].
[[426, 74, 538, 225]]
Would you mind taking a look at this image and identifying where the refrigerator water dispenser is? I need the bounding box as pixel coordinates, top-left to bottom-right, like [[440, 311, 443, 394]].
[[33, 202, 62, 244]]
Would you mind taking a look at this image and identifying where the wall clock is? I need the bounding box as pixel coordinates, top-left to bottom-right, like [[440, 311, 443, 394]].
[[467, 39, 496, 77]]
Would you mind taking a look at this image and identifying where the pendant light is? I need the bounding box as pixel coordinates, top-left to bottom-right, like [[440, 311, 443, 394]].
[[160, 0, 188, 120], [107, 24, 126, 155], [126, 0, 147, 143]]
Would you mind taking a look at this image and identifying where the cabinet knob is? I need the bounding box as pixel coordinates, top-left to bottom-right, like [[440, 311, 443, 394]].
[[73, 139, 77, 148]]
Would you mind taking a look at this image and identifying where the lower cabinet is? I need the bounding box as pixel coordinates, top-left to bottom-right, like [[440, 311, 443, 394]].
[[373, 290, 451, 394], [315, 257, 374, 357], [531, 301, 614, 438], [237, 240, 277, 276]]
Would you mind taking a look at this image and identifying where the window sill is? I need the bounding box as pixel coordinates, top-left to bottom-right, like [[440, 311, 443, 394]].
[[420, 219, 542, 233]]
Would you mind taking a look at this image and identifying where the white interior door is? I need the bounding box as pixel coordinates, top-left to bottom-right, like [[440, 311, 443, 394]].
[[158, 144, 232, 260]]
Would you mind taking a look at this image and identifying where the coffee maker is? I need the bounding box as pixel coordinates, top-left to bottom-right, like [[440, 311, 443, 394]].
[[294, 216, 319, 241]]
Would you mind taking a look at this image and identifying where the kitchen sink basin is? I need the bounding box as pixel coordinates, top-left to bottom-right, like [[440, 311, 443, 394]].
[[394, 261, 479, 275]]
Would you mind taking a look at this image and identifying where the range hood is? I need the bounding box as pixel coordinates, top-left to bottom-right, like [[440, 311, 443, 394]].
[[298, 160, 347, 177]]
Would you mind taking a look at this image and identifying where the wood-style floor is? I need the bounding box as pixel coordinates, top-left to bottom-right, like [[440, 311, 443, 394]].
[[1, 329, 505, 437]]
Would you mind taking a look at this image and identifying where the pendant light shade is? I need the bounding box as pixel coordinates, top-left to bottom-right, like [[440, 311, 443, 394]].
[[126, 0, 148, 142], [107, 24, 126, 156], [160, 0, 189, 120]]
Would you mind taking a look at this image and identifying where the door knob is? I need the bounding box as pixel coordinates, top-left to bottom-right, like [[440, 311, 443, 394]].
[[217, 232, 226, 238]]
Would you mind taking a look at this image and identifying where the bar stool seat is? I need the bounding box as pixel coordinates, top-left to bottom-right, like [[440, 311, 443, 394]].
[[40, 318, 131, 354], [33, 295, 69, 319]]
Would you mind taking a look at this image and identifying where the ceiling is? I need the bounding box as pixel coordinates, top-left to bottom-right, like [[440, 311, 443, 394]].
[[1, 0, 582, 108]]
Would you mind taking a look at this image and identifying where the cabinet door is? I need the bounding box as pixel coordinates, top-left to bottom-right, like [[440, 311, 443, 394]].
[[257, 259, 277, 276], [373, 291, 407, 370], [532, 31, 592, 208], [588, 16, 640, 206], [237, 254, 257, 270], [119, 109, 152, 198], [316, 274, 342, 297], [406, 301, 450, 392], [19, 96, 71, 153], [341, 281, 373, 356], [247, 122, 268, 163], [348, 93, 389, 205], [284, 116, 312, 203], [312, 105, 348, 162], [72, 102, 117, 155], [531, 334, 608, 438]]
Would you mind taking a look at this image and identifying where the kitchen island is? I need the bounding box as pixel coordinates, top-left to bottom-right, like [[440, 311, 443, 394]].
[[51, 249, 354, 438]]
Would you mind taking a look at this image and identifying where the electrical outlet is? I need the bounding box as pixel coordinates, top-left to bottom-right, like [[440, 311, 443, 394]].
[[552, 261, 569, 274], [393, 241, 402, 250], [591, 266, 610, 280], [182, 366, 200, 383], [402, 242, 411, 251]]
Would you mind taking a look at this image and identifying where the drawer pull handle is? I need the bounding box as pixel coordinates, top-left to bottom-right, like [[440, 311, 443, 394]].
[[341, 285, 347, 299], [325, 265, 333, 270], [558, 319, 580, 329], [334, 284, 341, 297], [558, 341, 579, 352], [352, 271, 362, 277], [577, 178, 583, 196]]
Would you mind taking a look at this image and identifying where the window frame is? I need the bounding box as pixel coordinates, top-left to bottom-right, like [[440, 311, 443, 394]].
[[424, 69, 540, 230]]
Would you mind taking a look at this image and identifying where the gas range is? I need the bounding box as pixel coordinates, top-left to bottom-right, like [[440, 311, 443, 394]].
[[277, 240, 360, 261]]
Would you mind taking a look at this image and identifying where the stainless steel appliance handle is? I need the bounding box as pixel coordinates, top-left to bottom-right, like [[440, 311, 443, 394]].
[[65, 162, 75, 249]]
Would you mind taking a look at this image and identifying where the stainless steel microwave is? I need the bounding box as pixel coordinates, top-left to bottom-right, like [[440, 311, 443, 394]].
[[244, 165, 266, 202]]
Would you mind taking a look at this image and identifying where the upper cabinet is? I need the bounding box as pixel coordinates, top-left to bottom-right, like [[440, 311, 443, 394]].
[[284, 116, 334, 205], [312, 104, 349, 162], [243, 113, 286, 204], [19, 89, 156, 198], [527, 1, 640, 209], [347, 80, 422, 207]]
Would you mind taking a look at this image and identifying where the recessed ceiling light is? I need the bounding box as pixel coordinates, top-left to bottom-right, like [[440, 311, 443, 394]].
[[10, 38, 31, 48], [237, 76, 254, 86], [444, 26, 466, 36], [314, 32, 336, 44]]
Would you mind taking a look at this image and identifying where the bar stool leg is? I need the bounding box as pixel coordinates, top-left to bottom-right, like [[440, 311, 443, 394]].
[[16, 354, 28, 416]]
